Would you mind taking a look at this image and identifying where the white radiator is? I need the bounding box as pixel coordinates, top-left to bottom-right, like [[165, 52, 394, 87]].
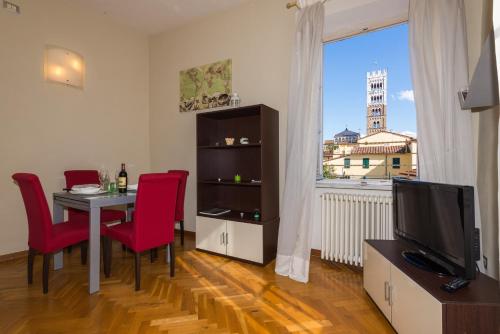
[[320, 193, 393, 266]]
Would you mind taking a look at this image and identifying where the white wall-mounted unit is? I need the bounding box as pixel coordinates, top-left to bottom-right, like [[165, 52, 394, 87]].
[[458, 32, 499, 110]]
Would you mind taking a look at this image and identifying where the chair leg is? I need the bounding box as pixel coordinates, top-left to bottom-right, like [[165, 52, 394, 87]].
[[80, 242, 88, 265], [42, 254, 50, 294], [150, 249, 155, 263], [180, 220, 184, 246], [169, 242, 175, 277], [135, 252, 141, 291], [104, 238, 112, 278], [27, 248, 36, 284]]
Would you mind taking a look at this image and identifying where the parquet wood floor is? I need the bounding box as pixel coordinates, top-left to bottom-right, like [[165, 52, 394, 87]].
[[0, 234, 394, 333]]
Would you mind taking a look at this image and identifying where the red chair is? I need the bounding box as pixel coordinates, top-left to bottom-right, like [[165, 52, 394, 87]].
[[64, 170, 126, 228], [103, 173, 180, 290], [167, 170, 189, 246], [12, 173, 89, 294]]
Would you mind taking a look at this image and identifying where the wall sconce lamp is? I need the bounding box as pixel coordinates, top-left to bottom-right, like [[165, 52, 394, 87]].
[[44, 46, 84, 88]]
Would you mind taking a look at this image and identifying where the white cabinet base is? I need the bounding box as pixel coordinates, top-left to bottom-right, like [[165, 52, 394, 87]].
[[196, 216, 265, 264]]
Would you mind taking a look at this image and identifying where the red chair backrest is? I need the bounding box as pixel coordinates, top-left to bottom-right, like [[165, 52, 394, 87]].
[[64, 170, 100, 189], [133, 173, 180, 251], [167, 170, 189, 221], [64, 170, 100, 223], [12, 173, 52, 252]]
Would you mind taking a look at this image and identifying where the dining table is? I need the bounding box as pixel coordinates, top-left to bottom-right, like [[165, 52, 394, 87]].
[[52, 190, 172, 294]]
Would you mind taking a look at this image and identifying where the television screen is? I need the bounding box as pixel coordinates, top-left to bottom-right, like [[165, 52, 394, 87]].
[[393, 178, 475, 278]]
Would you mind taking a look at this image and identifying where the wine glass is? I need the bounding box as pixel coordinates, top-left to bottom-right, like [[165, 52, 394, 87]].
[[98, 169, 108, 190]]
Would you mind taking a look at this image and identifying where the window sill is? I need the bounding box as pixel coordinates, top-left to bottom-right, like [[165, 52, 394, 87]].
[[316, 178, 392, 191]]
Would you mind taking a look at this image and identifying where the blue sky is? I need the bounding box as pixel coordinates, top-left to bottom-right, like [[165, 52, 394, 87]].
[[323, 23, 416, 139]]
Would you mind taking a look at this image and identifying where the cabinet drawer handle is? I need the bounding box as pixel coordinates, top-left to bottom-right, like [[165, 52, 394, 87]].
[[221, 233, 224, 245], [384, 281, 389, 301], [388, 285, 393, 306], [225, 232, 229, 245]]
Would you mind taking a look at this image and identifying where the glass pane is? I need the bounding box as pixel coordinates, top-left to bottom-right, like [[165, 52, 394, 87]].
[[322, 23, 417, 180]]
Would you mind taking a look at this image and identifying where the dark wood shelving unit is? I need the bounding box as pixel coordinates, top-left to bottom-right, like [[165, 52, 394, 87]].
[[196, 104, 279, 265]]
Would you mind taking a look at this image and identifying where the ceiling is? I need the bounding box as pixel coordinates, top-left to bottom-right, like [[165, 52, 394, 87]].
[[71, 0, 251, 35]]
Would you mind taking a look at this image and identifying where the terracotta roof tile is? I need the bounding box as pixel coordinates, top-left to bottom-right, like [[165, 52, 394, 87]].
[[351, 145, 410, 155]]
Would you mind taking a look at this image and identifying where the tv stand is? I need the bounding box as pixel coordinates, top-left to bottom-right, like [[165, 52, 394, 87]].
[[364, 240, 500, 334], [402, 250, 454, 277]]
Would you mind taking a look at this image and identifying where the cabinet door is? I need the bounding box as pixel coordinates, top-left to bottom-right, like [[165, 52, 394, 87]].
[[390, 265, 442, 334], [226, 220, 263, 263], [363, 242, 392, 321], [196, 216, 227, 255]]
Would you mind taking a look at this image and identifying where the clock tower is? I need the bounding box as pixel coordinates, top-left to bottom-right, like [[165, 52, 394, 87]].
[[366, 69, 387, 135]]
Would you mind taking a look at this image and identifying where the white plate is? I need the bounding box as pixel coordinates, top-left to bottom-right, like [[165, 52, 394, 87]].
[[127, 184, 138, 191], [70, 188, 106, 195], [72, 184, 100, 190]]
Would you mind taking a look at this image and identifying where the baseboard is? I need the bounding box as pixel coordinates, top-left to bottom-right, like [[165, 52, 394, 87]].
[[311, 248, 321, 257], [0, 250, 27, 263]]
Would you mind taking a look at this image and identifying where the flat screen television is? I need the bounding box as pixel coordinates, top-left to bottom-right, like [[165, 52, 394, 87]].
[[393, 178, 477, 279]]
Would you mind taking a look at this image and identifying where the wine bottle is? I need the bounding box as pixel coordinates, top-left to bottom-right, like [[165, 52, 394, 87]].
[[118, 163, 128, 193]]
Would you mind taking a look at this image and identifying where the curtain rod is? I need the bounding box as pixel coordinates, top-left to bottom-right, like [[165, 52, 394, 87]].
[[286, 0, 328, 9]]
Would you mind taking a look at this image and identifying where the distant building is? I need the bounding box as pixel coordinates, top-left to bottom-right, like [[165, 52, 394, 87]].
[[324, 131, 417, 179], [333, 128, 360, 144], [323, 128, 360, 161], [366, 69, 387, 135]]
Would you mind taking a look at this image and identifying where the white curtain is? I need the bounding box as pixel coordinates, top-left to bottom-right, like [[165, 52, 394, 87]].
[[275, 0, 324, 283], [409, 0, 474, 184], [494, 0, 500, 278], [409, 0, 482, 266]]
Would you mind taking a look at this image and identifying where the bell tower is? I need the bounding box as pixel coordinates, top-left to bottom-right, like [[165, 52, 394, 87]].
[[366, 69, 387, 135]]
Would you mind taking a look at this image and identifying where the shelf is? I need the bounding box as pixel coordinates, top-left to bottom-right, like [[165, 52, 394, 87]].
[[198, 210, 264, 225], [198, 180, 261, 187], [198, 143, 261, 149]]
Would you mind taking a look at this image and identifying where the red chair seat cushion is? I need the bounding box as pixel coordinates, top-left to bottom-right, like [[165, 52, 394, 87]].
[[106, 222, 134, 250], [46, 221, 89, 253], [101, 209, 126, 222]]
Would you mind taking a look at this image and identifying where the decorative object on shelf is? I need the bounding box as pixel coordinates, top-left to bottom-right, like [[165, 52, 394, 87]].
[[234, 174, 241, 183], [217, 178, 221, 182], [239, 137, 249, 144], [240, 212, 244, 218], [179, 59, 232, 112], [251, 179, 261, 183], [215, 142, 220, 146], [225, 137, 235, 145], [230, 92, 241, 107], [259, 139, 262, 144], [253, 209, 261, 221], [44, 46, 84, 88]]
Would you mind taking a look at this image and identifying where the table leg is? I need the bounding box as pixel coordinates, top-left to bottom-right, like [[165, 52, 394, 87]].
[[165, 246, 170, 263], [88, 207, 100, 294], [53, 201, 64, 270], [126, 203, 134, 222]]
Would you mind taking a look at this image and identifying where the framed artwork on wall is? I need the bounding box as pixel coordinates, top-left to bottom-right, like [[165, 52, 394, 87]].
[[179, 59, 232, 112]]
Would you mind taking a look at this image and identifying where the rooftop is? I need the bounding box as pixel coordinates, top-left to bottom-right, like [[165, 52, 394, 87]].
[[351, 145, 410, 155], [334, 128, 360, 138]]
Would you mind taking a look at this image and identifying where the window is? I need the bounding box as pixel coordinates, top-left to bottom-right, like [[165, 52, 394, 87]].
[[363, 158, 370, 169], [322, 22, 417, 180], [392, 157, 400, 169]]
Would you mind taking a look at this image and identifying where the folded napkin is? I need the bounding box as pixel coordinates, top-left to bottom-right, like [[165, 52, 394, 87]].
[[127, 184, 138, 191]]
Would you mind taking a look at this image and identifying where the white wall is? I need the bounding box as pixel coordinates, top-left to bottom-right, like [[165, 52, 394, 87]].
[[0, 0, 151, 255], [149, 0, 295, 232]]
